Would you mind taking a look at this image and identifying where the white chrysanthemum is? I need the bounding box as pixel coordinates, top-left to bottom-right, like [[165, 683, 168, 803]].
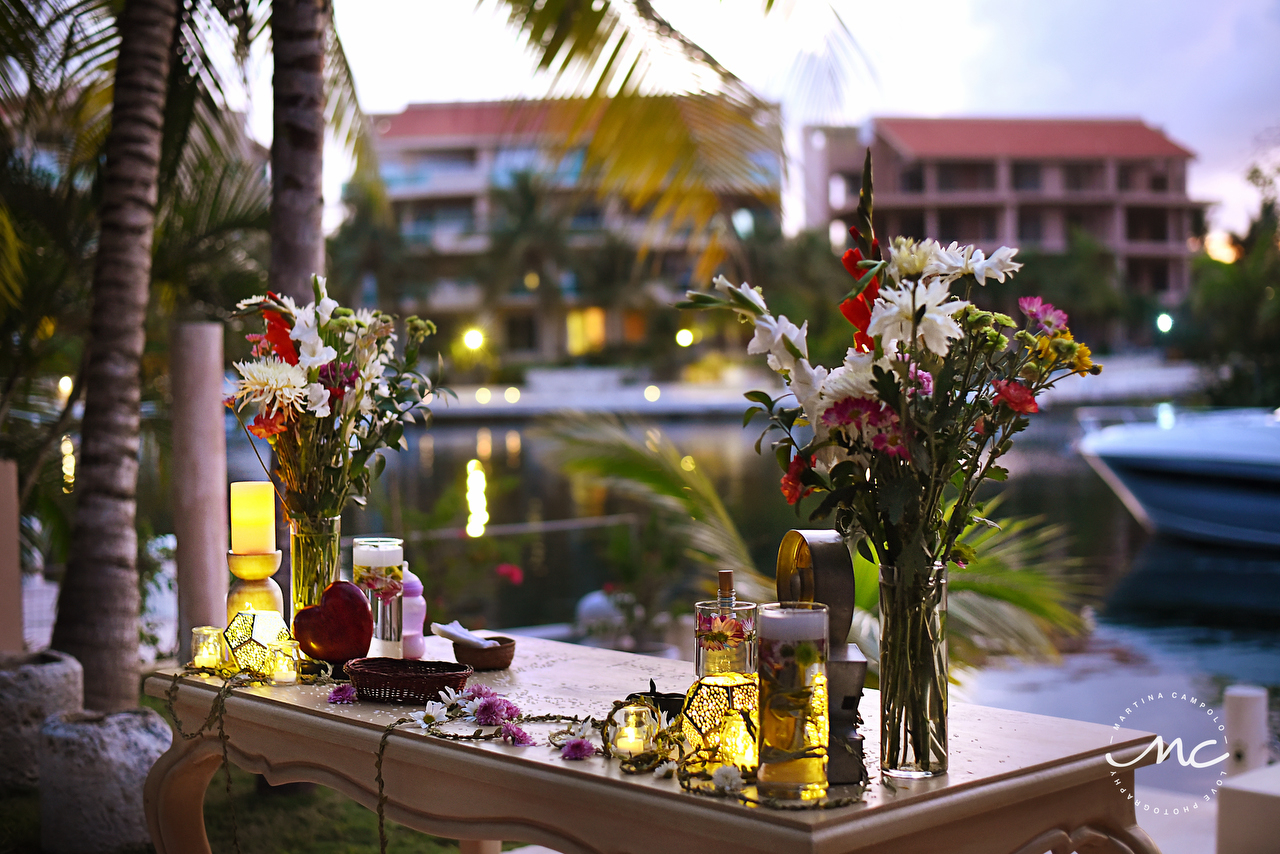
[[297, 336, 337, 371], [306, 382, 331, 418], [712, 275, 768, 316], [712, 764, 744, 793], [819, 349, 884, 404], [234, 358, 308, 414], [868, 280, 969, 356], [886, 237, 939, 283]]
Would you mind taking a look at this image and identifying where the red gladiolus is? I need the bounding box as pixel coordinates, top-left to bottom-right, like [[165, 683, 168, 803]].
[[262, 310, 299, 366], [780, 454, 815, 505], [838, 248, 881, 352], [992, 380, 1039, 414]]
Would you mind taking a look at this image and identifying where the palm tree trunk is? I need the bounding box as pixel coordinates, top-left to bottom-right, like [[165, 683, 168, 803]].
[[50, 0, 178, 714], [269, 0, 328, 303]]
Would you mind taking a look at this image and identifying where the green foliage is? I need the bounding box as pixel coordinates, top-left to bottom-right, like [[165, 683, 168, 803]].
[[1177, 202, 1280, 406]]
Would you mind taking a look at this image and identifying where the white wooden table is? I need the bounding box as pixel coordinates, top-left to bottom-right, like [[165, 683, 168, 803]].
[[143, 634, 1162, 854]]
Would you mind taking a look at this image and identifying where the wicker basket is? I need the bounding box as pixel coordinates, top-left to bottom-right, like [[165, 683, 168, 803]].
[[344, 658, 472, 704]]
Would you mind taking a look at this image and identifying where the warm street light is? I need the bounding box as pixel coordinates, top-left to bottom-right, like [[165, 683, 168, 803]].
[[463, 328, 485, 350], [58, 375, 73, 397], [675, 329, 694, 347], [644, 385, 661, 402]]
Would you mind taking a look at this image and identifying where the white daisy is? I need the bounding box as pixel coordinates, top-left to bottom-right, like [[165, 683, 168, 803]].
[[868, 280, 969, 357], [653, 760, 678, 779], [438, 687, 463, 708], [409, 701, 450, 729]]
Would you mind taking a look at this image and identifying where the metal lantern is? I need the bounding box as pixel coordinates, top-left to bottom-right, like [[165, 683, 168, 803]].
[[223, 609, 291, 673], [680, 672, 758, 753]]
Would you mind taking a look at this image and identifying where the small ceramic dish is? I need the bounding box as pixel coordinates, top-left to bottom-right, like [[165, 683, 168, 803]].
[[452, 636, 516, 671]]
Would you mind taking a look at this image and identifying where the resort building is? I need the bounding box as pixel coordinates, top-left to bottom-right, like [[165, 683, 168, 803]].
[[369, 100, 779, 363], [803, 118, 1207, 304]]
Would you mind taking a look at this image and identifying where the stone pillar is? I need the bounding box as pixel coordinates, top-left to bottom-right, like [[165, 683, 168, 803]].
[[0, 458, 21, 653], [170, 323, 229, 661]]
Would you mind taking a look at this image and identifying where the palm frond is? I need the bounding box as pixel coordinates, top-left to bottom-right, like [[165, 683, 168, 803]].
[[537, 411, 774, 601], [491, 0, 782, 284]]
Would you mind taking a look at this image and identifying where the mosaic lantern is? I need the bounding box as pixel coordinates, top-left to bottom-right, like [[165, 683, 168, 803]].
[[680, 672, 759, 754], [223, 609, 291, 673], [717, 709, 758, 771]]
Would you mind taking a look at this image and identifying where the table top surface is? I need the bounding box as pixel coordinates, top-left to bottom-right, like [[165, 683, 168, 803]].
[[146, 633, 1155, 831]]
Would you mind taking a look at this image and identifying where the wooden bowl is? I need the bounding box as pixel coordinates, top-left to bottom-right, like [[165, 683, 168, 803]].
[[452, 636, 516, 671]]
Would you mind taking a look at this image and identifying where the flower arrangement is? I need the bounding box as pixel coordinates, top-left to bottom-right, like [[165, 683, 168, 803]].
[[229, 276, 440, 612], [679, 153, 1101, 777], [231, 276, 439, 520]]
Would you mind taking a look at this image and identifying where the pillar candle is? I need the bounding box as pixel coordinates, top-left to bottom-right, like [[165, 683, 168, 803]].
[[230, 482, 275, 554]]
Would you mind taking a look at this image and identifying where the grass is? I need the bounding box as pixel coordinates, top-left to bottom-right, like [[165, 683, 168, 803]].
[[0, 692, 461, 854]]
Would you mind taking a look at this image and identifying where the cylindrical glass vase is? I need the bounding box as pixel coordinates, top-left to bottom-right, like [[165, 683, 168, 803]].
[[353, 538, 405, 657], [694, 600, 757, 678], [289, 515, 341, 621], [878, 562, 948, 778], [756, 602, 829, 800]]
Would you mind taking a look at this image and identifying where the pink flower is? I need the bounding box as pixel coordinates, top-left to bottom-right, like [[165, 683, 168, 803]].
[[475, 696, 521, 726], [872, 430, 911, 461], [909, 363, 934, 396], [495, 563, 524, 585], [561, 738, 596, 760], [1019, 296, 1069, 334], [464, 684, 497, 700], [821, 396, 881, 428], [501, 721, 535, 746], [327, 685, 357, 704]]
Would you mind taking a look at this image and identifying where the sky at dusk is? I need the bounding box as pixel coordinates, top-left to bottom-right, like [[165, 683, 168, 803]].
[[236, 0, 1280, 237]]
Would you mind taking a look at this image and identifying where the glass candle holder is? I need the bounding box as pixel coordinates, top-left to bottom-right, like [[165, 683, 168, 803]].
[[757, 602, 829, 800], [694, 600, 757, 678], [352, 537, 405, 658], [191, 626, 224, 670], [267, 639, 301, 686], [608, 702, 659, 758]]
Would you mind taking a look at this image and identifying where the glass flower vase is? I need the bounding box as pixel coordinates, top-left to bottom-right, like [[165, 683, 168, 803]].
[[878, 562, 948, 778], [289, 515, 341, 620]]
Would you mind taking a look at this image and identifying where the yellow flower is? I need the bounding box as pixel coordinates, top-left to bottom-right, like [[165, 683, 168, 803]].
[[1073, 342, 1097, 375]]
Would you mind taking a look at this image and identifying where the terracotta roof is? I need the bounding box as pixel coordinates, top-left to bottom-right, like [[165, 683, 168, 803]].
[[874, 117, 1194, 160], [373, 101, 562, 141]]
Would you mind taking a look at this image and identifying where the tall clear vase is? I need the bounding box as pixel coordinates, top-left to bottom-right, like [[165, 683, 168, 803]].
[[878, 562, 948, 778], [289, 516, 341, 622]]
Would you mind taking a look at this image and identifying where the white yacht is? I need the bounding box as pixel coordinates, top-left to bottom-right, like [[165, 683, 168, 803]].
[[1078, 407, 1280, 549]]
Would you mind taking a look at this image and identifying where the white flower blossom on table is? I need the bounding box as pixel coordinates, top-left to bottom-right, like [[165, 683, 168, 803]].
[[653, 760, 677, 778], [571, 718, 595, 740], [868, 279, 969, 357], [409, 701, 450, 729], [711, 765, 744, 793], [438, 687, 463, 708]]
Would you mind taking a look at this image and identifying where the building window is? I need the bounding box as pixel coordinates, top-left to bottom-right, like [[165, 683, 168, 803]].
[[566, 307, 607, 356], [622, 310, 647, 344], [1065, 208, 1108, 241], [937, 162, 996, 192], [1126, 258, 1170, 293], [1063, 161, 1105, 192], [1012, 162, 1042, 191], [1148, 173, 1168, 192], [506, 315, 538, 352], [1017, 209, 1042, 243], [1126, 208, 1169, 242], [1117, 163, 1136, 191], [898, 211, 925, 239], [899, 164, 924, 193], [938, 208, 997, 243]]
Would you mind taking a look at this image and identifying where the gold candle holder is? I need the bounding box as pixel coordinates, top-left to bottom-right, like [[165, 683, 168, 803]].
[[226, 550, 284, 627]]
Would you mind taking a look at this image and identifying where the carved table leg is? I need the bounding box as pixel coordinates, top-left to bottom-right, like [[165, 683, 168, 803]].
[[144, 736, 224, 854], [459, 840, 503, 854]]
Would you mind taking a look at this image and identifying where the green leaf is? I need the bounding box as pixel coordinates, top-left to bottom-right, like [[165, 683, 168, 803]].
[[744, 390, 774, 407]]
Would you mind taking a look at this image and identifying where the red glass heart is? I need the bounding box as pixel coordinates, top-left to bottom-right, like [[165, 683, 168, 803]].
[[292, 580, 373, 665]]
